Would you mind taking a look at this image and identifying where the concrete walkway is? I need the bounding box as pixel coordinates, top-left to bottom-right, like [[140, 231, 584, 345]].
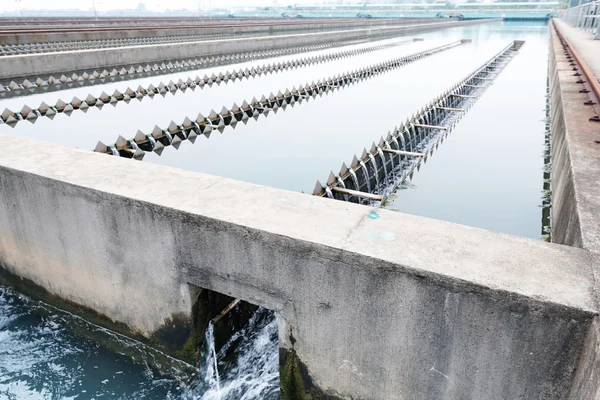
[[549, 21, 600, 258], [554, 18, 600, 80]]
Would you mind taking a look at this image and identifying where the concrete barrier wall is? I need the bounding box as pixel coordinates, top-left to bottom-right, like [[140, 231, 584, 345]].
[[549, 29, 583, 248], [549, 21, 600, 400], [549, 21, 600, 255], [0, 133, 597, 399], [0, 18, 435, 45], [568, 317, 600, 399], [0, 19, 498, 80]]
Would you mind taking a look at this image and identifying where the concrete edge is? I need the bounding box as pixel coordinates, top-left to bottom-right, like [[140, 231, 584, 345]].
[[550, 21, 600, 257], [549, 24, 584, 249], [0, 18, 436, 45], [0, 19, 500, 80], [0, 132, 596, 318]]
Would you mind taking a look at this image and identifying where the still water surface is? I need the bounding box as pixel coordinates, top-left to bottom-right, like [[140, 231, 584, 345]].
[[383, 21, 549, 239], [0, 21, 550, 398]]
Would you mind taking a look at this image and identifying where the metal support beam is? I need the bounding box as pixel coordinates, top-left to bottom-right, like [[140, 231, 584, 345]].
[[383, 148, 425, 157], [413, 123, 448, 130], [212, 299, 242, 325], [331, 187, 383, 201], [311, 40, 524, 204], [436, 106, 465, 112]]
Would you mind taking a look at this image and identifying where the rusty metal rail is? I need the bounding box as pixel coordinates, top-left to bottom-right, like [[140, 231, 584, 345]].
[[552, 18, 600, 121]]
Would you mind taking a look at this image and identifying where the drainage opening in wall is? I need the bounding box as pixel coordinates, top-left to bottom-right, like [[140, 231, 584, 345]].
[[187, 284, 280, 399]]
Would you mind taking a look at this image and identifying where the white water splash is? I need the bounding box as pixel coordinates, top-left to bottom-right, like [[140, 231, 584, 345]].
[[204, 322, 222, 398], [0, 285, 279, 400], [199, 308, 279, 400]]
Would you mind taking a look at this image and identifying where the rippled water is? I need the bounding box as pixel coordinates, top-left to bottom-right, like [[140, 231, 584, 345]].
[[0, 285, 278, 399]]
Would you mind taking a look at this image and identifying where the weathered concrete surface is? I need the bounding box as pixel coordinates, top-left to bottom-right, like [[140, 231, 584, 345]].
[[0, 18, 434, 46], [553, 19, 600, 79], [550, 21, 600, 399], [550, 21, 600, 255], [0, 19, 498, 80], [0, 132, 598, 399], [569, 314, 600, 399]]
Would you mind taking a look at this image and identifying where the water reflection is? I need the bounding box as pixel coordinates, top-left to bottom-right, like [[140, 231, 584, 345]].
[[0, 22, 550, 239], [384, 21, 549, 240], [542, 73, 552, 241], [0, 19, 552, 400]]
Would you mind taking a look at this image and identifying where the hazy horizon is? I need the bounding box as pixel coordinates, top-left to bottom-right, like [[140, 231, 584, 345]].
[[3, 0, 341, 13]]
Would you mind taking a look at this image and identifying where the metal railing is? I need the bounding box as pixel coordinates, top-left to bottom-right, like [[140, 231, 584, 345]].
[[558, 0, 600, 39]]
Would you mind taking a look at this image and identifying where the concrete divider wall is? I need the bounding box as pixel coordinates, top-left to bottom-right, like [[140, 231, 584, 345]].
[[549, 21, 600, 254], [0, 19, 498, 80], [547, 21, 600, 399], [0, 132, 598, 399], [0, 18, 435, 45], [549, 28, 583, 248]]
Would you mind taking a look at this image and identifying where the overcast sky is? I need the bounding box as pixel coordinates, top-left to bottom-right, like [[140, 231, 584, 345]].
[[4, 0, 325, 12]]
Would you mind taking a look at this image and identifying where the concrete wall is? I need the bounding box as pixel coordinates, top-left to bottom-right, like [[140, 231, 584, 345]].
[[569, 316, 600, 399], [549, 21, 600, 255], [549, 20, 600, 400], [0, 132, 598, 399], [0, 19, 498, 80], [0, 18, 435, 45], [549, 28, 583, 248]]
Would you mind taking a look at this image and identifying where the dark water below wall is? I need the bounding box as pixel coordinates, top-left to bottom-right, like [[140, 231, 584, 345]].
[[383, 21, 550, 240], [0, 285, 278, 399]]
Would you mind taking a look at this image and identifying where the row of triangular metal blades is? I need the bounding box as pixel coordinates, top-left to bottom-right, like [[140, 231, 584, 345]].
[[0, 38, 415, 126], [312, 41, 521, 204], [92, 41, 465, 161]]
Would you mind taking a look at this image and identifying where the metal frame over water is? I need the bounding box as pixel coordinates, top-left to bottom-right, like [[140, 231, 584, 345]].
[[0, 38, 419, 123], [84, 40, 468, 160], [0, 38, 371, 96], [312, 39, 525, 205]]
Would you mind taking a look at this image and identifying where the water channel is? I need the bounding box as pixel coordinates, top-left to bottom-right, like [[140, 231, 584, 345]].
[[383, 21, 549, 240], [0, 20, 551, 398]]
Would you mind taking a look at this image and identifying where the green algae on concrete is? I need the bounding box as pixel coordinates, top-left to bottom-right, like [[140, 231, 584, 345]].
[[280, 348, 339, 400]]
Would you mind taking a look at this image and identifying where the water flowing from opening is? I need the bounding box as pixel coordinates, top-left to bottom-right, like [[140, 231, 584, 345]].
[[349, 169, 360, 191], [204, 322, 222, 397], [369, 155, 380, 194], [359, 160, 371, 193], [0, 285, 279, 399], [325, 187, 334, 198], [384, 147, 395, 174], [197, 308, 279, 400], [377, 148, 389, 183], [337, 178, 350, 201]]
